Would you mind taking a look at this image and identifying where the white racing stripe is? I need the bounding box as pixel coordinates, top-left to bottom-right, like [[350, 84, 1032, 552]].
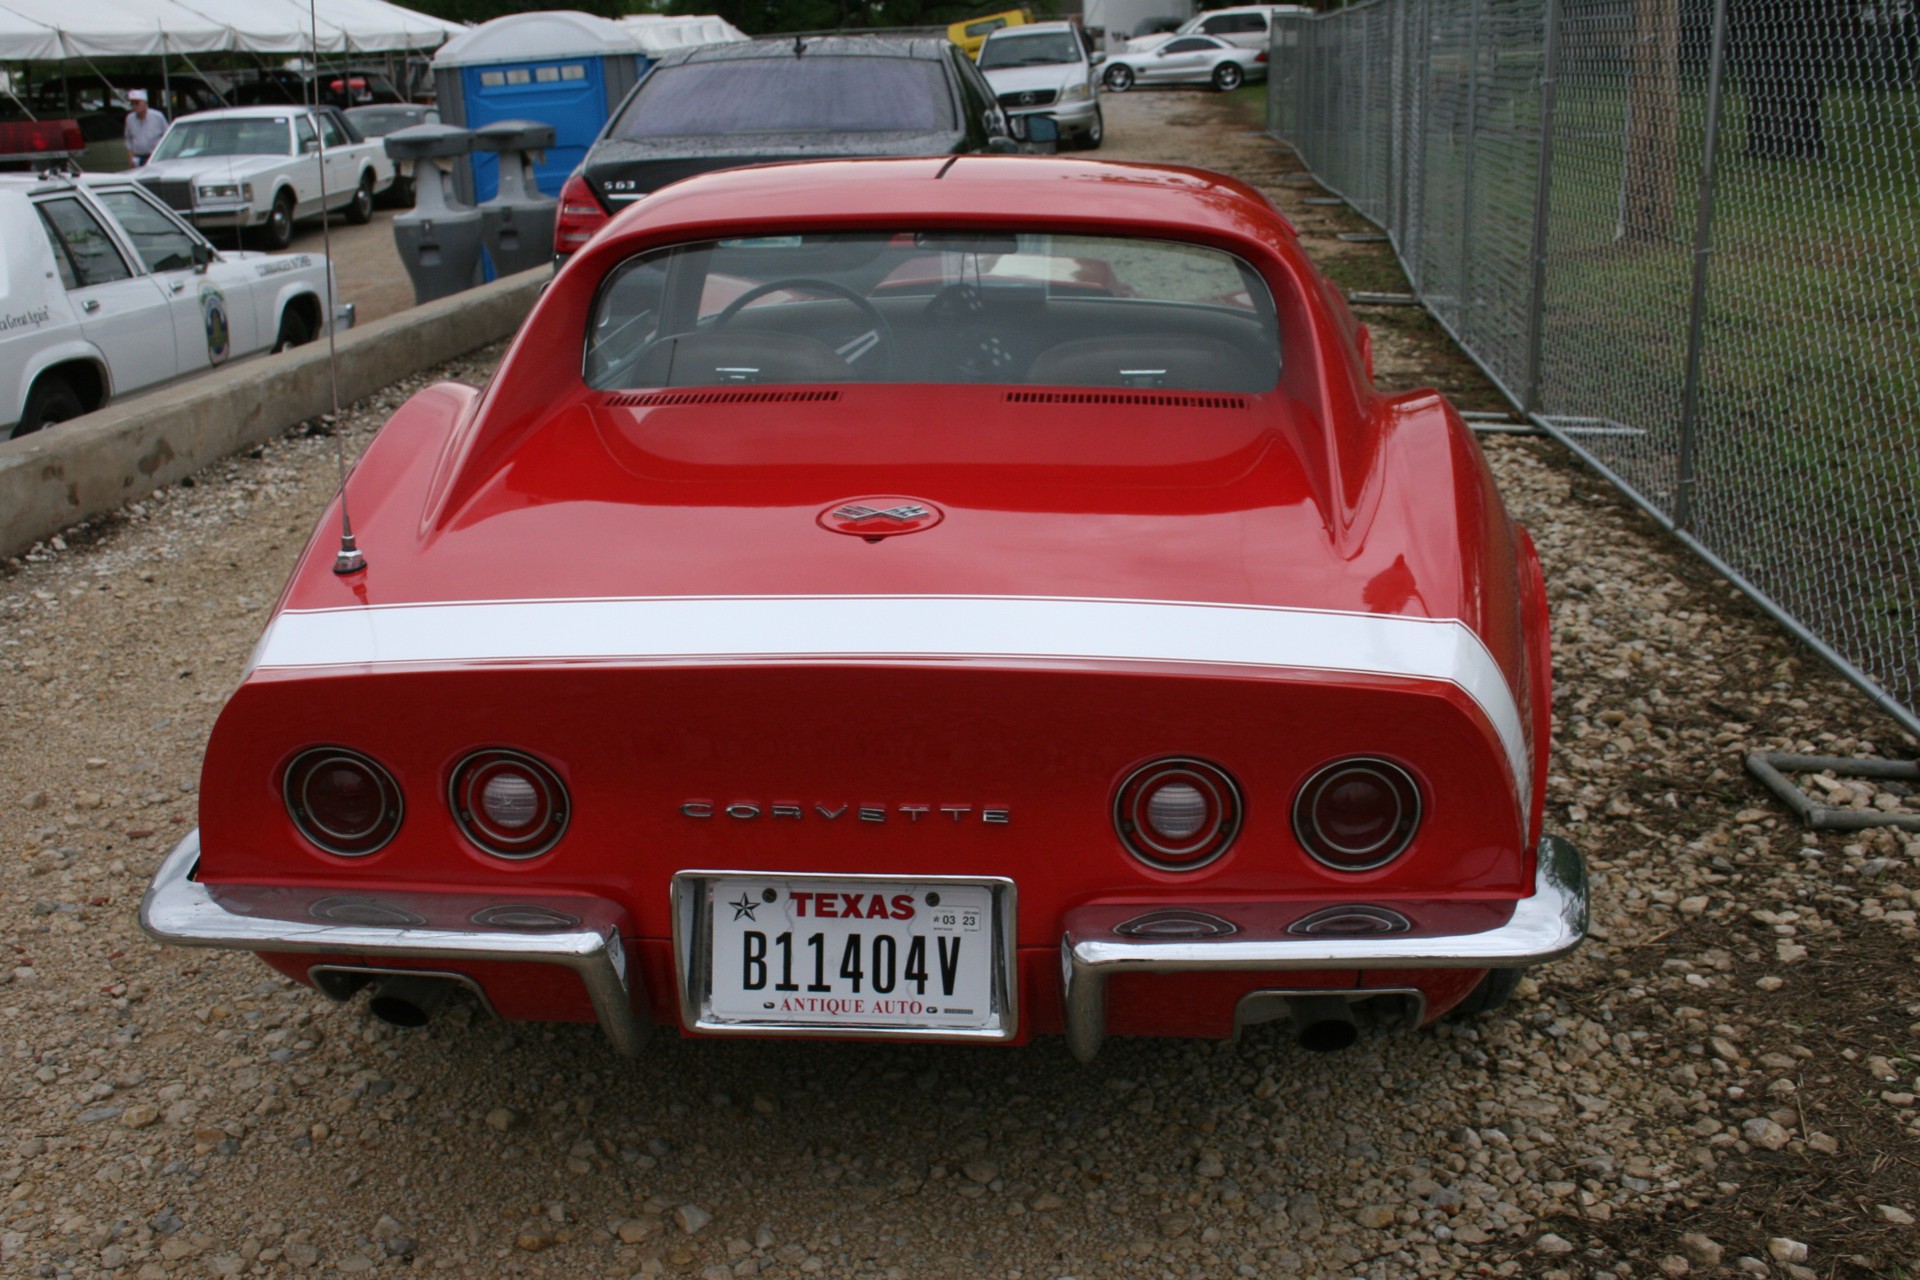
[[254, 595, 1531, 801]]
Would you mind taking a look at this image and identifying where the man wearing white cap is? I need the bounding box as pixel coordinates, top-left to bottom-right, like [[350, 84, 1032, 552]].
[[124, 89, 168, 166]]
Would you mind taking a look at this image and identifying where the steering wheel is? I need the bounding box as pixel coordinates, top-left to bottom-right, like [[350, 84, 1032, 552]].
[[710, 277, 895, 376]]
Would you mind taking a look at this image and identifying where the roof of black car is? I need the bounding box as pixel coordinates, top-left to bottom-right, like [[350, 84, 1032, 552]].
[[666, 35, 954, 66]]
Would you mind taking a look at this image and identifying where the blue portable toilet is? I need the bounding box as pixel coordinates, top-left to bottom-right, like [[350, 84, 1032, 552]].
[[432, 11, 647, 206]]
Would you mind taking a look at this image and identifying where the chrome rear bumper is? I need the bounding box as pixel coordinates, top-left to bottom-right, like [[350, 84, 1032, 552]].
[[141, 832, 1584, 1062], [1060, 835, 1588, 1060], [138, 832, 646, 1055]]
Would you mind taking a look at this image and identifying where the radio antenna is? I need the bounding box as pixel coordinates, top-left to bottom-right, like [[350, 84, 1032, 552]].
[[309, 0, 363, 575]]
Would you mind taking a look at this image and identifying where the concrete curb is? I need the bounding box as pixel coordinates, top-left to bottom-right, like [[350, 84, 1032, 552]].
[[0, 267, 546, 561]]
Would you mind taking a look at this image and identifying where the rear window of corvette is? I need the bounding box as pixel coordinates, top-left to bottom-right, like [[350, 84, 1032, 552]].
[[584, 231, 1281, 393]]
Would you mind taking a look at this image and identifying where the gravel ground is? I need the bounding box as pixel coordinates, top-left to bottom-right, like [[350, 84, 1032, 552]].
[[4, 91, 1919, 1280]]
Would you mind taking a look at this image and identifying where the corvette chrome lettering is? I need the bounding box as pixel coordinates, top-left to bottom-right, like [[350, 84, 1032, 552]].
[[682, 801, 1009, 824]]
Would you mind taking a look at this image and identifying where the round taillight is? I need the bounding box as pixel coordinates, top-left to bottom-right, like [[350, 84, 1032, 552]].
[[1293, 758, 1422, 871], [284, 748, 403, 857], [1114, 758, 1242, 871], [450, 750, 569, 859]]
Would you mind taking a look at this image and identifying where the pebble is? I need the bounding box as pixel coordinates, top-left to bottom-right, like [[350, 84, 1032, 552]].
[[485, 1107, 522, 1133], [1742, 1118, 1792, 1150], [1768, 1237, 1810, 1263], [675, 1204, 713, 1235], [1877, 1204, 1916, 1225], [961, 1159, 999, 1185], [1681, 1233, 1724, 1267]]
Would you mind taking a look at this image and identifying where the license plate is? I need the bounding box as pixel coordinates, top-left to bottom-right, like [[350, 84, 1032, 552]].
[[690, 875, 1012, 1036]]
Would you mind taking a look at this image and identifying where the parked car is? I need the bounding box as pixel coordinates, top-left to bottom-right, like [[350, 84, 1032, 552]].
[[133, 104, 401, 249], [342, 103, 439, 137], [977, 21, 1104, 150], [556, 35, 1028, 259], [1103, 34, 1269, 92], [344, 105, 438, 206], [230, 67, 406, 111], [1, 146, 349, 438], [1125, 5, 1312, 54], [140, 155, 1587, 1060], [948, 8, 1034, 58]]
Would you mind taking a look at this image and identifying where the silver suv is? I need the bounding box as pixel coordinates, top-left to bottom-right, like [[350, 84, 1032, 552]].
[[977, 22, 1103, 151]]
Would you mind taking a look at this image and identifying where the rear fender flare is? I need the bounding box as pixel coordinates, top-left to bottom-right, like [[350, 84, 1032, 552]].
[[14, 342, 111, 423], [270, 280, 326, 339]]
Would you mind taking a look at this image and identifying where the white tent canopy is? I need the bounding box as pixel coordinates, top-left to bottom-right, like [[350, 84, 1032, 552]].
[[0, 0, 462, 59], [0, 7, 63, 61], [617, 14, 748, 57]]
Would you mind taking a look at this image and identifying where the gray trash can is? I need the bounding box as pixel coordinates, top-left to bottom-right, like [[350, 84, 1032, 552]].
[[473, 119, 558, 278], [386, 124, 485, 305]]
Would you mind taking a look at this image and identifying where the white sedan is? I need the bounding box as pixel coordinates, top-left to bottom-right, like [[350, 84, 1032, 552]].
[[1, 172, 350, 438], [1101, 35, 1268, 93]]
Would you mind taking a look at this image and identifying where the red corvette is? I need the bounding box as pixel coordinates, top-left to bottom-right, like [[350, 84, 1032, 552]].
[[141, 157, 1586, 1059]]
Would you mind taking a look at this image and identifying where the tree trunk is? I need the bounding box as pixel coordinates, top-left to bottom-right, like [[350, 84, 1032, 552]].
[[1622, 0, 1682, 240], [1735, 0, 1831, 160]]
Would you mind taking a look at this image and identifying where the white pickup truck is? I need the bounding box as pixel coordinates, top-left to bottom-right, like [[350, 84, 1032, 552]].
[[133, 104, 400, 250], [1, 167, 350, 438]]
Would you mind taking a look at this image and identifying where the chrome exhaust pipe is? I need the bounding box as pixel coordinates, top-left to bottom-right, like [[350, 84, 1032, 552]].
[[368, 975, 454, 1028], [1290, 995, 1359, 1053]]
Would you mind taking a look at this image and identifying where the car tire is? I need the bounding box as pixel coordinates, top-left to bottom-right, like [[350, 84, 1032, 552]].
[[1213, 63, 1245, 92], [383, 171, 413, 209], [345, 172, 374, 225], [260, 192, 296, 250], [1104, 65, 1135, 92], [1076, 106, 1104, 151], [14, 374, 84, 438], [272, 306, 315, 353], [1448, 968, 1525, 1020]]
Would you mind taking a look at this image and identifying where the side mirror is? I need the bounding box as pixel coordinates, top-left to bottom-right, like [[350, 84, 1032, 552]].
[[191, 241, 215, 274], [1092, 53, 1106, 66]]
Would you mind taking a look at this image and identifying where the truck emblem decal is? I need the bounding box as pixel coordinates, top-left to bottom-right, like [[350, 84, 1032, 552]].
[[199, 285, 230, 365]]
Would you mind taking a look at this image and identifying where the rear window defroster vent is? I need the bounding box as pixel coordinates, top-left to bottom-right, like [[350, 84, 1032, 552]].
[[604, 389, 844, 408], [1005, 391, 1249, 410]]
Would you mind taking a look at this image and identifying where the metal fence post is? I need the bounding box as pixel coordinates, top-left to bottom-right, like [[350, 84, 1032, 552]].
[[1520, 0, 1564, 414], [1673, 0, 1732, 532], [1457, 0, 1484, 329]]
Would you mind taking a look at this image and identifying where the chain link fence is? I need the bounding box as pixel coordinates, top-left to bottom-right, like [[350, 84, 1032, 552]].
[[1270, 0, 1920, 738]]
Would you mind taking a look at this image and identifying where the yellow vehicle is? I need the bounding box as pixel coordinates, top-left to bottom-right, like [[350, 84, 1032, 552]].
[[948, 8, 1034, 58]]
